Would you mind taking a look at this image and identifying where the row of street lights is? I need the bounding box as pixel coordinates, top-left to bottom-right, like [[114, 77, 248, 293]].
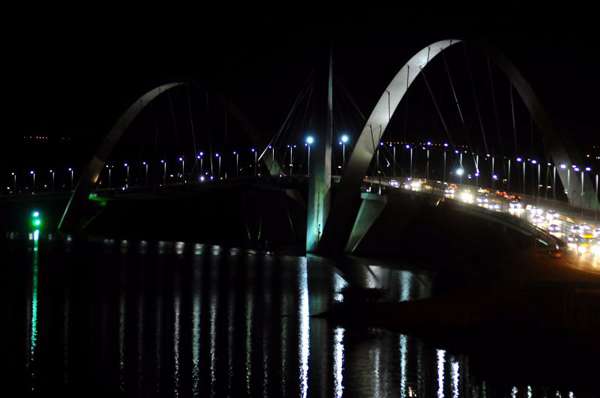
[[5, 168, 74, 194]]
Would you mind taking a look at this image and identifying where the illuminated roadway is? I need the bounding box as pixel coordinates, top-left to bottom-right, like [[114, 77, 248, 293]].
[[365, 175, 600, 273]]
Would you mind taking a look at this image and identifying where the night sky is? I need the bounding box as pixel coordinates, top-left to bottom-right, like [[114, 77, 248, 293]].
[[3, 3, 600, 166]]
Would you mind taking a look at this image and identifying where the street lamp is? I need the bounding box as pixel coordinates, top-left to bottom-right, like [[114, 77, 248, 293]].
[[456, 167, 464, 184], [340, 134, 349, 167], [405, 144, 413, 178], [251, 148, 257, 177], [215, 153, 221, 179], [160, 160, 167, 185], [29, 170, 35, 193], [233, 151, 239, 177], [49, 169, 55, 191], [142, 161, 148, 185], [196, 152, 204, 177], [442, 143, 448, 183], [516, 157, 525, 194], [531, 159, 540, 197], [426, 141, 432, 180], [305, 135, 314, 176], [11, 172, 16, 192], [107, 164, 113, 188], [123, 163, 129, 188], [178, 157, 185, 183], [68, 167, 74, 190]]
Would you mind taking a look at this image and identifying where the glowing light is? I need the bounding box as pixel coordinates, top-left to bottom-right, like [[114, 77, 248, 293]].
[[340, 134, 349, 144], [455, 168, 464, 176], [30, 210, 43, 229], [560, 164, 567, 169], [586, 167, 592, 172], [304, 135, 314, 145], [516, 157, 523, 162], [437, 350, 446, 398], [459, 191, 475, 204], [492, 174, 499, 180]]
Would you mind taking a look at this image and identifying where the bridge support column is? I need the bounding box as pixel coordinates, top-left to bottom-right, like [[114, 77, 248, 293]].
[[306, 48, 333, 252], [345, 192, 388, 253]]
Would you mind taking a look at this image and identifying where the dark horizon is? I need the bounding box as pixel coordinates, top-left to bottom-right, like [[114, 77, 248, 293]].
[[3, 4, 600, 162]]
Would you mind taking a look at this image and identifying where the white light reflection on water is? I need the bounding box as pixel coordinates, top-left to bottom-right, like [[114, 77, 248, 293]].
[[209, 264, 219, 397], [28, 231, 40, 391], [155, 289, 163, 394], [227, 272, 235, 395], [298, 258, 310, 398], [191, 258, 202, 397], [400, 271, 412, 302], [173, 282, 181, 397], [245, 263, 255, 395], [451, 360, 459, 398], [527, 386, 532, 397], [262, 258, 272, 397], [119, 291, 126, 393], [137, 293, 144, 392], [400, 334, 408, 398], [333, 327, 345, 398], [437, 349, 446, 398], [511, 386, 518, 397]]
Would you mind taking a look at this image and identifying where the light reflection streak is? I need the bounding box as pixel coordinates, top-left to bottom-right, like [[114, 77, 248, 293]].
[[451, 360, 459, 398], [298, 259, 310, 398], [119, 291, 126, 393], [173, 283, 181, 397], [245, 265, 254, 395], [28, 230, 40, 391], [191, 259, 202, 397], [437, 349, 446, 398], [511, 386, 518, 397], [528, 386, 533, 397], [333, 327, 345, 398], [209, 265, 219, 397], [137, 293, 144, 392], [400, 271, 412, 302], [227, 275, 235, 395], [155, 287, 163, 394], [400, 335, 407, 398]]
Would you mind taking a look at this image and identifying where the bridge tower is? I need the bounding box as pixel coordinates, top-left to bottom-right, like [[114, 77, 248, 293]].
[[306, 46, 333, 252]]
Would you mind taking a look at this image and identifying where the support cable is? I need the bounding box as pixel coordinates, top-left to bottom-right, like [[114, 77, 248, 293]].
[[420, 66, 454, 146], [487, 56, 504, 154], [464, 44, 489, 154], [509, 81, 518, 155]]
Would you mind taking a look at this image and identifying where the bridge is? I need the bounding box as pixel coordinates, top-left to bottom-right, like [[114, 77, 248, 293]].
[[4, 39, 600, 268]]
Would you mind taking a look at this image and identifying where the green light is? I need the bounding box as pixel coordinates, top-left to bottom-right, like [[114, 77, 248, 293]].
[[30, 210, 43, 229]]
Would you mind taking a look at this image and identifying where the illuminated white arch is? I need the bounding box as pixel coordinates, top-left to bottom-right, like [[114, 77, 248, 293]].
[[319, 39, 596, 253], [59, 82, 184, 231]]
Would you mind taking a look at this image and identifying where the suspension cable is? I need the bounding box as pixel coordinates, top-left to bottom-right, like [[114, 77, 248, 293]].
[[442, 50, 465, 125], [487, 56, 503, 153], [186, 84, 199, 168], [420, 66, 454, 147], [258, 71, 314, 162], [464, 44, 489, 154], [167, 91, 181, 152], [334, 76, 366, 121], [509, 81, 518, 154]]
